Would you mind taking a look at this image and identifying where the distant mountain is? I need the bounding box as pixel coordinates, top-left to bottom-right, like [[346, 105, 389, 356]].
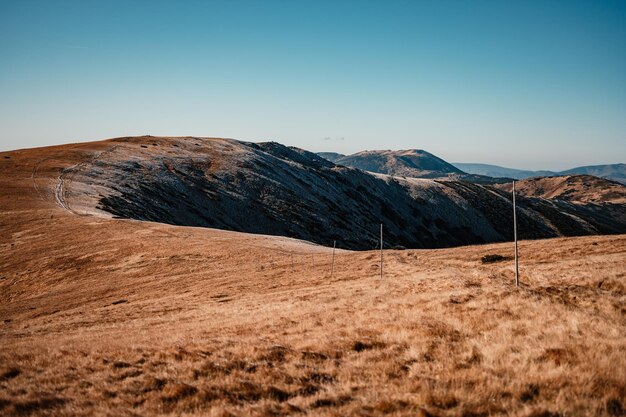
[[319, 149, 508, 183], [335, 149, 462, 178], [454, 162, 626, 184], [452, 163, 556, 180], [560, 164, 626, 184], [316, 152, 345, 163]]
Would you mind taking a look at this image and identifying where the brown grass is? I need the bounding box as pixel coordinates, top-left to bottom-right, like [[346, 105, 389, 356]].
[[1, 141, 625, 416]]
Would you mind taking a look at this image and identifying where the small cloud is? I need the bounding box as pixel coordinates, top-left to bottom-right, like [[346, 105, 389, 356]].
[[323, 136, 346, 141]]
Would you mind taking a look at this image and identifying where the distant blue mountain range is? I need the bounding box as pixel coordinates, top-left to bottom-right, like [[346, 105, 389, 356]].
[[453, 163, 626, 184]]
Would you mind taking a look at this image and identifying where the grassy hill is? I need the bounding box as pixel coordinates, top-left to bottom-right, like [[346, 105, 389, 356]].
[[0, 137, 625, 416], [14, 136, 622, 250]]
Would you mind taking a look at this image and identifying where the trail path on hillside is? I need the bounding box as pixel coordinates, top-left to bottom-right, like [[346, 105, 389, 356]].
[[52, 145, 119, 214]]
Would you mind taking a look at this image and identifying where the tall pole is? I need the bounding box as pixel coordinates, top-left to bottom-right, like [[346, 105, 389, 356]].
[[513, 181, 519, 287], [380, 223, 384, 279], [331, 240, 336, 277]]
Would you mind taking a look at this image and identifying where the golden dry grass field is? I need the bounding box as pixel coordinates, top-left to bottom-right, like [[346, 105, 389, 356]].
[[1, 140, 625, 416]]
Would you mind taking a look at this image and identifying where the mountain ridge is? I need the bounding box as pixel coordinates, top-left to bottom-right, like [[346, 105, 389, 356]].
[[6, 136, 619, 250]]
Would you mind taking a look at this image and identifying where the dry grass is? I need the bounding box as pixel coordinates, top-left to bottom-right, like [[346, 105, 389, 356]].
[[1, 142, 625, 416]]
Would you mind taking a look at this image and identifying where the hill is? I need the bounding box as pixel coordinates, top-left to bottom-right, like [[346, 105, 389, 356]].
[[10, 136, 624, 250], [497, 175, 626, 205], [0, 138, 624, 416]]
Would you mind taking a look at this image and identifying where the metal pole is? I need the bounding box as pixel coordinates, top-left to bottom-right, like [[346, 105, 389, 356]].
[[513, 181, 519, 287], [331, 240, 336, 277], [380, 223, 383, 279]]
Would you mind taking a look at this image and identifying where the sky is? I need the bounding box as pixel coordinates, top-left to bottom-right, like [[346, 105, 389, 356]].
[[0, 0, 625, 170]]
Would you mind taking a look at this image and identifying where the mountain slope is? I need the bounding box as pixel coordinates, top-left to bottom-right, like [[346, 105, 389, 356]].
[[17, 136, 624, 250]]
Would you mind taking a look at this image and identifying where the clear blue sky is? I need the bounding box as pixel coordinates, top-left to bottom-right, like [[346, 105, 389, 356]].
[[1, 0, 625, 170]]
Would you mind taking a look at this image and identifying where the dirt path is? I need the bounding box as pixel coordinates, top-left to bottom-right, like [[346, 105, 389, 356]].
[[53, 145, 119, 214]]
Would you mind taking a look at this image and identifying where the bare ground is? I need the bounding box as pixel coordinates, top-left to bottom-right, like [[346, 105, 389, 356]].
[[0, 141, 625, 416]]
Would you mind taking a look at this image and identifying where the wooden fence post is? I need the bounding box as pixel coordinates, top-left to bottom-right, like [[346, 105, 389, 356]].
[[331, 240, 336, 277], [513, 181, 519, 287], [380, 224, 383, 279]]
